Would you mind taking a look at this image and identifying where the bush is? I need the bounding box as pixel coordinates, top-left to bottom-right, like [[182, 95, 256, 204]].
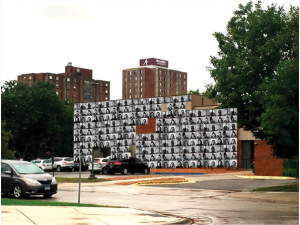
[[283, 156, 299, 178]]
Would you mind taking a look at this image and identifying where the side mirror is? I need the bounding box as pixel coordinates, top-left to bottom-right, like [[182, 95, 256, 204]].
[[5, 170, 12, 176]]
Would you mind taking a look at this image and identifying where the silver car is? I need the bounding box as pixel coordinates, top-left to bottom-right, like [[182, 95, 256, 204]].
[[31, 159, 53, 171], [88, 157, 111, 174], [1, 160, 57, 198], [52, 157, 74, 172]]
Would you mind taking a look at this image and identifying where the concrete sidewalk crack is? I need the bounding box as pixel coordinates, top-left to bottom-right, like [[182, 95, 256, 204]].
[[16, 209, 37, 225]]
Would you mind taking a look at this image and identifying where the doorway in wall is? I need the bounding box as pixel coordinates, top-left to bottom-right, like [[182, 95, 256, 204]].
[[241, 141, 254, 169]]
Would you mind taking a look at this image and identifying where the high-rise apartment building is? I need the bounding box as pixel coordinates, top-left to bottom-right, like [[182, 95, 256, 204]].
[[17, 62, 110, 103], [122, 58, 187, 99]]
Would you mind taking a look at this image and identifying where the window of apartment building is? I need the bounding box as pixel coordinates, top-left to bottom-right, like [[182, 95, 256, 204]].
[[67, 91, 70, 97], [184, 74, 186, 80], [49, 75, 52, 80], [29, 76, 32, 80], [67, 78, 70, 82], [74, 78, 76, 83], [73, 85, 76, 90], [105, 97, 108, 100], [56, 91, 59, 95], [56, 84, 59, 89], [139, 70, 142, 75], [100, 87, 103, 94], [73, 91, 76, 98], [56, 76, 59, 81], [134, 70, 137, 75], [128, 71, 131, 75], [23, 76, 26, 81], [67, 83, 70, 90], [105, 83, 108, 87], [134, 94, 137, 98]]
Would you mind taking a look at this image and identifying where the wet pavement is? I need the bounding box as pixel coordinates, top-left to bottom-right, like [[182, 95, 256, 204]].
[[2, 171, 298, 224], [150, 178, 296, 191]]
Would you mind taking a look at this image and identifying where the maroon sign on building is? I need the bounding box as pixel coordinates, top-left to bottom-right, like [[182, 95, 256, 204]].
[[139, 58, 168, 68]]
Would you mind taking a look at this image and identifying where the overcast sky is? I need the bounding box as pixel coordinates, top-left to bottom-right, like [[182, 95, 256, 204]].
[[0, 0, 298, 100]]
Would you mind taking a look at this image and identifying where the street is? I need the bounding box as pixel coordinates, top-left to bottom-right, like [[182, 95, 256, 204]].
[[38, 171, 299, 224]]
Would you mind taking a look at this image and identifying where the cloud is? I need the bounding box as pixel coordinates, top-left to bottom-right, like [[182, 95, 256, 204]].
[[29, 1, 89, 19]]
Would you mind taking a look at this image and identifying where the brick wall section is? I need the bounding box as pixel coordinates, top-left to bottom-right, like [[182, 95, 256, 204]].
[[136, 118, 156, 134], [254, 140, 283, 176]]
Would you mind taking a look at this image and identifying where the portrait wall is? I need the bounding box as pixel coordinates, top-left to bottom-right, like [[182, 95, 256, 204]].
[[74, 95, 238, 168]]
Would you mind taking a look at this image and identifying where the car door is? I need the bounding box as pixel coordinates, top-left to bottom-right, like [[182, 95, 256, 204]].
[[134, 158, 143, 173], [126, 158, 135, 172], [1, 163, 14, 193]]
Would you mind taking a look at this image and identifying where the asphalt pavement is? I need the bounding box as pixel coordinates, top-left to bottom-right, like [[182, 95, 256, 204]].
[[150, 177, 297, 191], [2, 171, 298, 224]]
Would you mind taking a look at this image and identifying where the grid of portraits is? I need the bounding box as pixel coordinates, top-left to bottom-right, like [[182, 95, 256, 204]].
[[74, 95, 237, 168], [73, 96, 191, 163]]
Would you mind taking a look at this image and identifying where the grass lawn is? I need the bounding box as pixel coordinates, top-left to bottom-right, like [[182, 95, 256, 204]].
[[1, 198, 124, 208], [253, 182, 299, 192], [55, 177, 107, 183]]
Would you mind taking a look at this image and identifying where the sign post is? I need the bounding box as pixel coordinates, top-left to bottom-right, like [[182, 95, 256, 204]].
[[78, 153, 81, 205]]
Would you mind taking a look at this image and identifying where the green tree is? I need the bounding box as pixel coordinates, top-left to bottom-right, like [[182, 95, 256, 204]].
[[205, 2, 299, 158], [1, 121, 16, 159], [1, 80, 74, 160], [181, 89, 203, 95]]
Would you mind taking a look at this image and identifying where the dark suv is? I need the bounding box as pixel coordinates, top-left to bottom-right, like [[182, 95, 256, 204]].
[[1, 160, 58, 198], [103, 157, 150, 175]]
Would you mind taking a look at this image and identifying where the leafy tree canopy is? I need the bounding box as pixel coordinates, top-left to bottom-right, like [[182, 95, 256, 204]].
[[1, 121, 16, 159], [1, 80, 74, 160], [205, 1, 299, 158]]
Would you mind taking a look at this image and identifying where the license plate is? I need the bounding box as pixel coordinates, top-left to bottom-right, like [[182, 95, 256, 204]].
[[45, 186, 50, 190]]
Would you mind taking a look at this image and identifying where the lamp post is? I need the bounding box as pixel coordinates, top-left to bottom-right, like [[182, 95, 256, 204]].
[[88, 147, 97, 179]]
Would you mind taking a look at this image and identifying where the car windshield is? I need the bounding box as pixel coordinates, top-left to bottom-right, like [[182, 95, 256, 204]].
[[11, 163, 45, 174], [44, 159, 51, 163], [93, 159, 99, 163]]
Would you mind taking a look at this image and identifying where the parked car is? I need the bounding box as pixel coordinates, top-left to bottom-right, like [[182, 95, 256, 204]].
[[88, 157, 111, 174], [103, 157, 150, 175], [31, 159, 53, 171], [52, 157, 74, 172], [73, 161, 88, 172], [1, 160, 57, 198]]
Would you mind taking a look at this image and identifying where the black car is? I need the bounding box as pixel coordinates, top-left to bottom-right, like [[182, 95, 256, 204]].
[[103, 157, 150, 175], [1, 160, 58, 198]]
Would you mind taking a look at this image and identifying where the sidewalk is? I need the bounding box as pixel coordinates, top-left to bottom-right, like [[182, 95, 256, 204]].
[[1, 206, 191, 225], [228, 192, 299, 204]]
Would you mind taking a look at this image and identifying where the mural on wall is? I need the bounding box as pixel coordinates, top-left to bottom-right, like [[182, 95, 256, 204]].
[[74, 95, 238, 168]]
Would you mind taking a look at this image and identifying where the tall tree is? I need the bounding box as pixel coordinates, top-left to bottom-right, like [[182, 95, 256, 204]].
[[205, 2, 299, 158], [1, 80, 74, 159], [1, 121, 15, 159]]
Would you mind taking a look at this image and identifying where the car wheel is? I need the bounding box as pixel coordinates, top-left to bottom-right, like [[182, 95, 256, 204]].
[[102, 167, 108, 175], [143, 168, 149, 174], [122, 168, 128, 175], [43, 194, 53, 198], [13, 185, 23, 199], [57, 166, 61, 172]]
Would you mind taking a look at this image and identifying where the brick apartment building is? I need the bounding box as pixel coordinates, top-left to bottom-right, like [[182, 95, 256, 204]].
[[122, 58, 187, 99], [17, 62, 110, 103]]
